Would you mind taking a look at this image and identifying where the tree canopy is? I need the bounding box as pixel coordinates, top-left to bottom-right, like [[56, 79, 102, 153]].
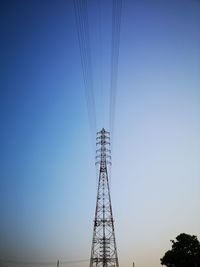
[[160, 233, 200, 267]]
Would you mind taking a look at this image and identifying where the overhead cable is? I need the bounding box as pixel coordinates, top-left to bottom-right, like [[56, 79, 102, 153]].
[[0, 258, 89, 266], [109, 0, 122, 142], [74, 0, 96, 144]]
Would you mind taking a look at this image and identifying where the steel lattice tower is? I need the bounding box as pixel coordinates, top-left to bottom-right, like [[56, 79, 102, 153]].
[[90, 128, 119, 267]]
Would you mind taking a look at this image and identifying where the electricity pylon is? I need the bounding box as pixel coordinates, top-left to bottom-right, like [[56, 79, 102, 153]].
[[90, 128, 119, 267]]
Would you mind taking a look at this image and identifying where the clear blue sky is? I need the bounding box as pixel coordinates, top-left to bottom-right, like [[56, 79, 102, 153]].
[[0, 1, 200, 267]]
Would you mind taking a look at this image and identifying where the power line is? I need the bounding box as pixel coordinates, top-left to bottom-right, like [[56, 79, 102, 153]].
[[74, 0, 122, 146], [62, 259, 89, 264], [0, 258, 89, 266], [109, 0, 122, 143], [74, 0, 96, 146]]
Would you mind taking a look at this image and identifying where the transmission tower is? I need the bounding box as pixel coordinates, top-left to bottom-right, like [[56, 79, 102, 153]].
[[90, 128, 119, 267]]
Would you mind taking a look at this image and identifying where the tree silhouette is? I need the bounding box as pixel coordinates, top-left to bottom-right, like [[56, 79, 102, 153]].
[[160, 233, 200, 267]]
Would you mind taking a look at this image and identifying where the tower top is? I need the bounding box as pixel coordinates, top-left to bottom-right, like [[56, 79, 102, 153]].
[[97, 128, 110, 135], [96, 128, 111, 166]]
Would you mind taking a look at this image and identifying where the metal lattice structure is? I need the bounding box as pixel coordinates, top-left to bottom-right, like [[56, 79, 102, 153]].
[[90, 128, 119, 267]]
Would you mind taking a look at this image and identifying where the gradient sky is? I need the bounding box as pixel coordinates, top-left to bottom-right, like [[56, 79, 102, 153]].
[[1, 1, 200, 267]]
